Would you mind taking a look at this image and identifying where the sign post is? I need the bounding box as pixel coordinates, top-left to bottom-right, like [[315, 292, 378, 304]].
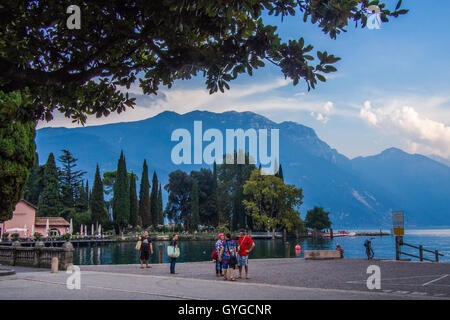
[[392, 211, 404, 260]]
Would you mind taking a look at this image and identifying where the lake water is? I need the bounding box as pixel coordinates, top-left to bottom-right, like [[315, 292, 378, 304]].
[[73, 229, 450, 265]]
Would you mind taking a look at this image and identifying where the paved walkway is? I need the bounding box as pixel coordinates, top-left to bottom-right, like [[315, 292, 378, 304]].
[[1, 258, 449, 299]]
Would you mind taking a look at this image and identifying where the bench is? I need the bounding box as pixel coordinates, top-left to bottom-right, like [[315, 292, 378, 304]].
[[304, 250, 342, 260]]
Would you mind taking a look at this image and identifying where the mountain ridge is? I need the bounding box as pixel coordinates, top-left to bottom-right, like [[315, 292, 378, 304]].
[[36, 110, 450, 228]]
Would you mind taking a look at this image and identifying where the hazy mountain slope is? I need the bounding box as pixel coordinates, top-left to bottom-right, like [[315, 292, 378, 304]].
[[36, 111, 449, 228]]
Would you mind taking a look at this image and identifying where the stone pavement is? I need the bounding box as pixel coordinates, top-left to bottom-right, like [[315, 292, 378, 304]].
[[1, 258, 449, 300]]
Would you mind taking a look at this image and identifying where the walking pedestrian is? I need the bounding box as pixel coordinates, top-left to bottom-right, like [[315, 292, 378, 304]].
[[237, 229, 255, 279], [140, 231, 153, 268], [219, 233, 237, 281], [169, 233, 179, 274]]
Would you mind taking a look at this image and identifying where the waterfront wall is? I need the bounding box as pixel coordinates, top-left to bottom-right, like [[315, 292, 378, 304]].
[[0, 242, 74, 270]]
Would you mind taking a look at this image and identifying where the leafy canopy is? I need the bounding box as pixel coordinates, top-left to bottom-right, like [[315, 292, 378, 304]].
[[0, 0, 407, 124]]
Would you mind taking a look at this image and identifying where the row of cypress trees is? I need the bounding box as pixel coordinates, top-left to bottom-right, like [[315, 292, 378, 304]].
[[113, 151, 163, 233]]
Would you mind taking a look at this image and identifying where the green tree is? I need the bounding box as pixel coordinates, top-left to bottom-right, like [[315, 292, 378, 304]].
[[129, 173, 138, 228], [191, 180, 200, 232], [112, 151, 130, 232], [275, 164, 284, 182], [74, 180, 89, 213], [212, 161, 220, 225], [304, 206, 332, 231], [90, 164, 108, 226], [138, 160, 151, 228], [157, 184, 164, 226], [217, 151, 256, 230], [58, 149, 86, 208], [0, 91, 36, 222], [37, 153, 62, 217], [150, 171, 159, 227], [190, 168, 216, 226], [165, 170, 193, 230], [243, 169, 304, 238], [23, 152, 41, 206], [0, 1, 407, 223]]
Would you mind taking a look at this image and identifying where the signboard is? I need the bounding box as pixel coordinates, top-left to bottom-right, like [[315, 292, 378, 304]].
[[392, 211, 404, 235]]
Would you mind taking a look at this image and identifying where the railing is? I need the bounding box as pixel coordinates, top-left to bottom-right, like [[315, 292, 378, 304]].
[[0, 242, 74, 270], [398, 241, 444, 262]]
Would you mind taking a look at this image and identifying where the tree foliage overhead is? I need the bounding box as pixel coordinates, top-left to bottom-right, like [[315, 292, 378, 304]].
[[0, 0, 407, 124]]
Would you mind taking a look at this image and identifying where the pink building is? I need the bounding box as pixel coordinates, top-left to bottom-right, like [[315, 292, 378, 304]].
[[0, 199, 70, 239]]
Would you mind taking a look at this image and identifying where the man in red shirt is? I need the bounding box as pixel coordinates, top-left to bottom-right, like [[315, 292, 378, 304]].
[[237, 229, 255, 279]]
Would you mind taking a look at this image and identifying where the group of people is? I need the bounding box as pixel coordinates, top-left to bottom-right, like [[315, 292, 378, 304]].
[[136, 229, 256, 280], [137, 231, 179, 274], [213, 230, 255, 281]]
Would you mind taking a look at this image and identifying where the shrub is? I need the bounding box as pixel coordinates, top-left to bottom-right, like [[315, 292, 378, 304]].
[[1, 232, 9, 240], [216, 225, 229, 234], [61, 233, 72, 241], [11, 233, 20, 241], [33, 232, 42, 240]]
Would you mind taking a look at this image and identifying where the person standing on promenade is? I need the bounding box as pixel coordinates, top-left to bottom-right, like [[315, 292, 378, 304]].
[[140, 231, 153, 269], [336, 243, 344, 258], [219, 233, 237, 281], [237, 229, 255, 279], [169, 233, 179, 274], [215, 233, 225, 277]]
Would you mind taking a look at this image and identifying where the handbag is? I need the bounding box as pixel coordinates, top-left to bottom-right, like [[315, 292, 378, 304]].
[[225, 241, 237, 265], [135, 240, 142, 251], [167, 245, 180, 258], [211, 249, 217, 260]]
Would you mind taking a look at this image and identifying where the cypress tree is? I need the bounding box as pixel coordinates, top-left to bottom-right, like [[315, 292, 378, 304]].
[[112, 151, 130, 232], [158, 183, 164, 226], [212, 161, 219, 225], [74, 181, 89, 212], [37, 153, 62, 217], [24, 152, 41, 206], [191, 180, 200, 232], [129, 173, 138, 228], [91, 164, 108, 225], [276, 164, 284, 182], [138, 160, 151, 228], [150, 171, 159, 227]]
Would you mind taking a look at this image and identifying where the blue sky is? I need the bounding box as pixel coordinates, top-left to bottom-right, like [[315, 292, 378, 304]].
[[39, 1, 450, 162]]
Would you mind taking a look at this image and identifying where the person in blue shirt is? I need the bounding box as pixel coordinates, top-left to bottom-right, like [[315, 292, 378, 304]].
[[219, 233, 237, 281]]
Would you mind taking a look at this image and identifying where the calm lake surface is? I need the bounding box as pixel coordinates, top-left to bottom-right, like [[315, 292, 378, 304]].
[[73, 229, 450, 265]]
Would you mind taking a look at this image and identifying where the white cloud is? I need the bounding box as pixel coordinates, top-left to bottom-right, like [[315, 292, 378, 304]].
[[38, 77, 340, 128], [360, 101, 450, 159]]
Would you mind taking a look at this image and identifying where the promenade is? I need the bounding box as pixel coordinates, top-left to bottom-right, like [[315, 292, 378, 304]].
[[0, 258, 449, 300]]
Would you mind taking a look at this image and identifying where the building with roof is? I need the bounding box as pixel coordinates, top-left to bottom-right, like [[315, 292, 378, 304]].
[[0, 199, 70, 239]]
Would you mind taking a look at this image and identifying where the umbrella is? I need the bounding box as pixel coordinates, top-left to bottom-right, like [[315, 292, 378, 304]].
[[70, 218, 73, 234], [45, 219, 49, 236], [80, 224, 83, 235], [24, 224, 27, 237], [31, 224, 34, 237], [98, 224, 102, 236], [91, 224, 94, 235]]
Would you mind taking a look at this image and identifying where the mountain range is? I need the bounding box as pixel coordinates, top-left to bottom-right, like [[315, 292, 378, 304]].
[[35, 110, 450, 228]]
